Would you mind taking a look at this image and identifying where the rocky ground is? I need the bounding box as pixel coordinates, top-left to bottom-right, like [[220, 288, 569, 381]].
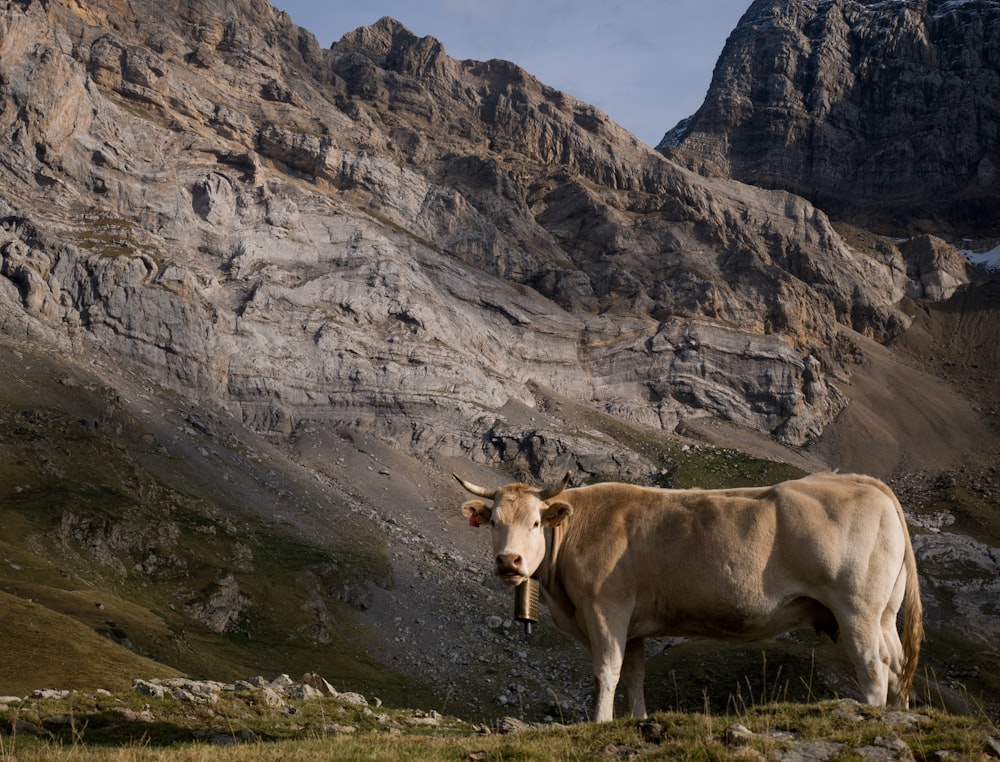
[[2, 675, 998, 761]]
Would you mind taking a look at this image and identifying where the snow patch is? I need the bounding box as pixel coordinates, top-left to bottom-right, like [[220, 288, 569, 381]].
[[961, 242, 1000, 271]]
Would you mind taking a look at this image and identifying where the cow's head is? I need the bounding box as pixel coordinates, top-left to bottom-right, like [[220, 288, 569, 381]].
[[455, 471, 573, 585]]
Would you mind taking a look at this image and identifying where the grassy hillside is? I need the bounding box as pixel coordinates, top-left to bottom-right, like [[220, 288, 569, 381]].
[[0, 591, 182, 695], [0, 343, 434, 709]]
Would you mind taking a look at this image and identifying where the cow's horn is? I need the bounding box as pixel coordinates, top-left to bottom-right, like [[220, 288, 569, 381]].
[[453, 473, 496, 499], [539, 471, 571, 500]]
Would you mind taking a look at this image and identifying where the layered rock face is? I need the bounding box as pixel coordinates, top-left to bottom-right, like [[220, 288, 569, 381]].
[[662, 0, 1000, 235], [0, 0, 975, 477]]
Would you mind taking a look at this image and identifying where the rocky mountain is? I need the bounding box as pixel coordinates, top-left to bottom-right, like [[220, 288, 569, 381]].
[[661, 0, 1000, 237], [1, 0, 999, 720], [1, 0, 992, 473]]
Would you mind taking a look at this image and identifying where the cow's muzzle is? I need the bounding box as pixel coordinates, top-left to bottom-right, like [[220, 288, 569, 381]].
[[495, 553, 524, 584]]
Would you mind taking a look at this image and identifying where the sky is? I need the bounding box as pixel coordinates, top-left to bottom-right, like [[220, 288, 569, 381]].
[[270, 0, 752, 148]]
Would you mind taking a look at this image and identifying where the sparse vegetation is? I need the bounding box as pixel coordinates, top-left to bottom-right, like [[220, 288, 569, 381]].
[[923, 478, 1000, 547], [666, 445, 805, 490], [0, 691, 994, 761]]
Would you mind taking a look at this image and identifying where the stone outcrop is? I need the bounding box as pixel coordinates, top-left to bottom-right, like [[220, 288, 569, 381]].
[[662, 0, 1000, 236], [911, 531, 1000, 647], [1, 0, 972, 478]]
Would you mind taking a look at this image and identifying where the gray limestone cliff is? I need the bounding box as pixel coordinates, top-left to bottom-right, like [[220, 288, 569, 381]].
[[0, 0, 989, 480]]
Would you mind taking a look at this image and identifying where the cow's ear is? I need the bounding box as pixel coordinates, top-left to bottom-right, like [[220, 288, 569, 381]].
[[462, 500, 492, 527], [543, 500, 573, 527]]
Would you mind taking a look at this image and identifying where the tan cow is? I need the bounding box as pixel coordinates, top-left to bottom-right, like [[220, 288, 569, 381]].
[[457, 471, 923, 722]]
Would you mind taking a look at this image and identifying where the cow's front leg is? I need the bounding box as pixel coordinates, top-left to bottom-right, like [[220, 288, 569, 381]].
[[586, 611, 630, 722], [622, 638, 647, 718], [591, 645, 623, 722]]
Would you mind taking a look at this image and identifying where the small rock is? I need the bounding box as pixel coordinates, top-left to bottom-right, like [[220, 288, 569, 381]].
[[301, 672, 338, 696], [873, 736, 909, 753], [725, 723, 754, 747], [985, 736, 1000, 757], [112, 707, 156, 722], [13, 719, 45, 735], [409, 714, 440, 726], [319, 723, 358, 734], [42, 715, 77, 728], [261, 686, 287, 708], [495, 716, 531, 734], [285, 683, 323, 700], [133, 680, 169, 699], [881, 711, 929, 728], [774, 739, 844, 761], [830, 706, 865, 723], [855, 744, 906, 761], [337, 691, 369, 707], [638, 720, 664, 743], [30, 689, 71, 700], [931, 752, 965, 762]]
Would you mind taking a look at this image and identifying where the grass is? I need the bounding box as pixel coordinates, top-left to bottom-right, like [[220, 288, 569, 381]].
[[666, 445, 805, 490], [922, 481, 1000, 547], [0, 591, 182, 694], [0, 689, 993, 761], [643, 638, 849, 715], [77, 217, 136, 258]]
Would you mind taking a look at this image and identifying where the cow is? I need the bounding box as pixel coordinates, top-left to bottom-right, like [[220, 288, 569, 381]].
[[456, 471, 923, 722]]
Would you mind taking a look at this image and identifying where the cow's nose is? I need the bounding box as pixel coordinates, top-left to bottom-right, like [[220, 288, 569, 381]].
[[496, 553, 522, 575]]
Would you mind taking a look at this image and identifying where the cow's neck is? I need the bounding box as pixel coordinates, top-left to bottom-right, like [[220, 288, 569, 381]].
[[532, 527, 555, 581], [534, 523, 581, 639]]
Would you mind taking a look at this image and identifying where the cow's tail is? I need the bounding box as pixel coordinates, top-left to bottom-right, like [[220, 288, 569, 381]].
[[898, 519, 924, 706], [881, 478, 924, 706]]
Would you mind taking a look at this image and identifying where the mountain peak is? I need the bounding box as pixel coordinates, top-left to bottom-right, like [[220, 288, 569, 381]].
[[662, 0, 1000, 235], [335, 16, 448, 76]]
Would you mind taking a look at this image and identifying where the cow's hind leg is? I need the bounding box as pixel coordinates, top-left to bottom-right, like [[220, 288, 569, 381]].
[[621, 638, 647, 718], [883, 618, 906, 706], [841, 616, 890, 705], [883, 561, 909, 706]]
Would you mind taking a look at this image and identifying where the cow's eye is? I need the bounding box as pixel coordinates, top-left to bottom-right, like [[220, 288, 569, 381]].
[[532, 520, 541, 529]]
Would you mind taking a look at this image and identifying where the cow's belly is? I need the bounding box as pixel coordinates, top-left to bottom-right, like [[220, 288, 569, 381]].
[[632, 595, 837, 642]]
